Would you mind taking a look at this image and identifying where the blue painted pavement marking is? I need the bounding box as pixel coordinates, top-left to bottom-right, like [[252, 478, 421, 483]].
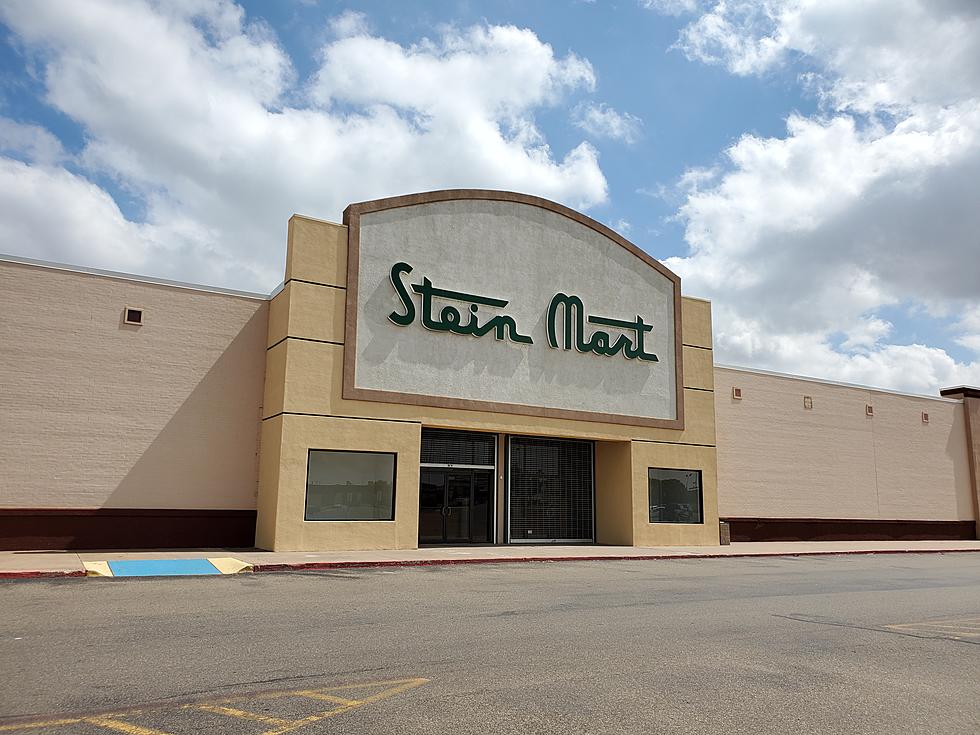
[[107, 559, 221, 577]]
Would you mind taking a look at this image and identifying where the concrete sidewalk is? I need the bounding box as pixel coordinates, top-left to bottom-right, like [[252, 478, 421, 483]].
[[1, 539, 979, 578]]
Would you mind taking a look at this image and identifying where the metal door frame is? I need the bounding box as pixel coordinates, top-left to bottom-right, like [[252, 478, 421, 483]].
[[505, 435, 596, 544], [420, 433, 498, 544]]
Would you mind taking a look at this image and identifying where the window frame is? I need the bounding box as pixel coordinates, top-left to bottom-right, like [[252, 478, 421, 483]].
[[304, 448, 398, 522], [647, 467, 704, 525]]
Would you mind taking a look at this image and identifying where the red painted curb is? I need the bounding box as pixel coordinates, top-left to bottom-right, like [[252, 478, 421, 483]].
[[249, 547, 980, 573], [0, 569, 86, 580]]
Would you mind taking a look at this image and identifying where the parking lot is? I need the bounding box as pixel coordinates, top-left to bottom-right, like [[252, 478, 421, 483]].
[[2, 553, 979, 734]]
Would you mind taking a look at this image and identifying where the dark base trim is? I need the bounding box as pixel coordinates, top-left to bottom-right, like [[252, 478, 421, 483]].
[[723, 517, 976, 542], [0, 508, 257, 551]]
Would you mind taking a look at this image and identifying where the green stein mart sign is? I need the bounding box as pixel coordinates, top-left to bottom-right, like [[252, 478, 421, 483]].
[[388, 261, 659, 362], [346, 193, 679, 424]]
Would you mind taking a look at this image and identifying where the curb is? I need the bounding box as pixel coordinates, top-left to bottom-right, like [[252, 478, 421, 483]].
[[2, 547, 978, 580], [250, 547, 980, 573], [0, 569, 86, 579]]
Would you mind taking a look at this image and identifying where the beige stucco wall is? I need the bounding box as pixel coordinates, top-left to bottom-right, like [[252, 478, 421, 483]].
[[714, 366, 975, 521], [257, 215, 720, 550], [0, 259, 268, 510], [965, 396, 980, 535]]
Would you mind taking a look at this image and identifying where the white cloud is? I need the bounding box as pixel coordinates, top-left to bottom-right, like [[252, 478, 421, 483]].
[[0, 158, 152, 273], [573, 102, 642, 144], [674, 0, 980, 114], [840, 316, 892, 352], [0, 118, 66, 164], [655, 0, 980, 393], [329, 10, 369, 38], [0, 0, 607, 291], [639, 0, 700, 16]]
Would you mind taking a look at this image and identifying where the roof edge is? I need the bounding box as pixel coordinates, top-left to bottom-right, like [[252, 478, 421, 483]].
[[715, 363, 963, 403], [0, 253, 274, 301]]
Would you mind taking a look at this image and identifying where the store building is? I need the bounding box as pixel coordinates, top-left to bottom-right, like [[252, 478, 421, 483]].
[[0, 190, 977, 551]]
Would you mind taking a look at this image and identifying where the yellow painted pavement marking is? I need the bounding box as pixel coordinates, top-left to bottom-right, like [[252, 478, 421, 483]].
[[0, 717, 85, 731], [191, 704, 292, 726], [885, 616, 980, 638], [292, 691, 361, 705], [0, 677, 429, 735], [82, 717, 171, 735], [83, 561, 113, 577], [207, 557, 253, 575], [257, 678, 429, 735]]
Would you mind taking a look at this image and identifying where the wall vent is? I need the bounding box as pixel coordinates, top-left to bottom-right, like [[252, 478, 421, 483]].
[[124, 307, 144, 326], [922, 412, 929, 424], [865, 404, 874, 417], [803, 395, 813, 410], [732, 387, 742, 400]]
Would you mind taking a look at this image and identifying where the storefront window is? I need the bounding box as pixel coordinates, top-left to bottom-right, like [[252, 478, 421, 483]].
[[648, 468, 702, 524], [305, 450, 396, 521]]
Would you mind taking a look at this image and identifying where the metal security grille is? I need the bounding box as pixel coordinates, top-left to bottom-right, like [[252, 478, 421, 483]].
[[421, 428, 496, 467], [508, 436, 594, 542]]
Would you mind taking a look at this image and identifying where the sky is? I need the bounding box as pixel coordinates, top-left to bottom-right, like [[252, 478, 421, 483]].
[[0, 0, 978, 395]]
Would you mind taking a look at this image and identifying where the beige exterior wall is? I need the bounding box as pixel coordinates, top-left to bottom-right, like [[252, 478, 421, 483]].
[[965, 396, 980, 535], [714, 366, 975, 521], [0, 258, 268, 511], [256, 215, 720, 550]]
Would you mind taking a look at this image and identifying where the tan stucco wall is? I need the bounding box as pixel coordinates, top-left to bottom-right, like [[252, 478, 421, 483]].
[[595, 441, 634, 545], [256, 215, 720, 550], [257, 414, 421, 551], [966, 396, 980, 535], [631, 441, 719, 545], [0, 259, 268, 510], [714, 366, 975, 521]]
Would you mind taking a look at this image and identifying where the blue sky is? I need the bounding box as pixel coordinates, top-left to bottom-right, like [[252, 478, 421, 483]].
[[0, 1, 978, 393]]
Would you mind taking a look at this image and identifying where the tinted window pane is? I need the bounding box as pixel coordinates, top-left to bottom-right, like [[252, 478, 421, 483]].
[[648, 468, 702, 524], [306, 451, 395, 521]]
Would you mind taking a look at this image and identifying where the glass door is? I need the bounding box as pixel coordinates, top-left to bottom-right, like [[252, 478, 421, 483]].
[[444, 472, 472, 543], [418, 468, 494, 544], [418, 469, 446, 544]]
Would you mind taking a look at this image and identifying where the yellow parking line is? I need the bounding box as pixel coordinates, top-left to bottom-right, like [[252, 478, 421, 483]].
[[293, 691, 361, 705], [260, 678, 429, 735], [84, 716, 172, 735], [193, 704, 293, 726], [0, 677, 430, 735], [885, 619, 980, 637], [905, 627, 980, 637], [319, 677, 426, 692], [0, 717, 85, 731], [888, 616, 980, 627]]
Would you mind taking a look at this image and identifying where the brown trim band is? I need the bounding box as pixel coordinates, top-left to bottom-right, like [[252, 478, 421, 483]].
[[0, 509, 257, 551], [341, 189, 685, 430], [939, 386, 980, 399], [723, 517, 976, 542]]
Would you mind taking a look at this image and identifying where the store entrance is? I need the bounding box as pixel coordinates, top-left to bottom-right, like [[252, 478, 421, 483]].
[[418, 428, 497, 545], [418, 468, 493, 544]]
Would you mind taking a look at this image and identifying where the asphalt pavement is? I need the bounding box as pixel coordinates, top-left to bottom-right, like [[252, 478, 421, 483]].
[[1, 553, 978, 734]]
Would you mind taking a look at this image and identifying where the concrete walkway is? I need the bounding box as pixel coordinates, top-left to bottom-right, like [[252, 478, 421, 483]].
[[1, 539, 979, 578]]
